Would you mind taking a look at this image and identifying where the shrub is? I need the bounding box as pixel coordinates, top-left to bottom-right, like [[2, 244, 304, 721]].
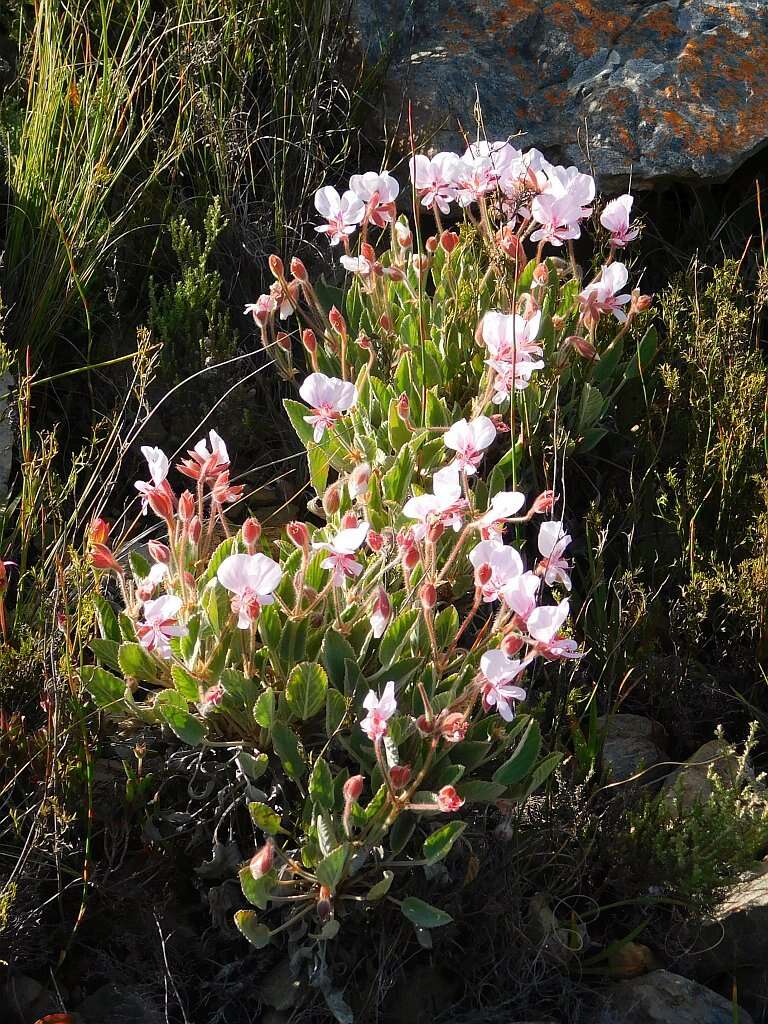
[[81, 141, 654, 1013]]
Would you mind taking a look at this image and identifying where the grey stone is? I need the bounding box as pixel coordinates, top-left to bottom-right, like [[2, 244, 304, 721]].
[[601, 969, 755, 1024], [352, 0, 768, 186], [597, 714, 668, 784], [662, 738, 750, 811]]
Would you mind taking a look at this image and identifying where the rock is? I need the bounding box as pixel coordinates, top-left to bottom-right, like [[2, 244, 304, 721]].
[[259, 959, 301, 1012], [352, 0, 768, 186], [76, 983, 161, 1024], [0, 974, 61, 1024], [597, 714, 668, 785], [601, 969, 755, 1023], [689, 872, 768, 1017], [607, 941, 658, 979], [662, 739, 748, 810]]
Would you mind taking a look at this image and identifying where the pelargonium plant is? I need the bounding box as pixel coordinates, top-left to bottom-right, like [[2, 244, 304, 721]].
[[83, 138, 653, 983]]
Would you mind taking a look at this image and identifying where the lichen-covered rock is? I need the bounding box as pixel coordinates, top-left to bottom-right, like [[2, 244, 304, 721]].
[[662, 738, 749, 810], [600, 969, 754, 1024], [597, 714, 668, 784], [353, 0, 768, 186]]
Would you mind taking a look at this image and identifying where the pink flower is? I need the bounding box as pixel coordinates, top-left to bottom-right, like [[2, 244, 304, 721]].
[[349, 171, 400, 226], [269, 280, 300, 320], [136, 595, 186, 659], [314, 186, 365, 245], [527, 599, 580, 660], [370, 586, 391, 638], [489, 357, 545, 402], [299, 372, 357, 441], [579, 263, 632, 324], [454, 154, 497, 206], [465, 140, 520, 180], [437, 785, 465, 812], [478, 490, 526, 533], [244, 294, 277, 324], [409, 152, 460, 214], [600, 194, 639, 247], [177, 429, 230, 482], [313, 521, 369, 587], [444, 416, 496, 475], [402, 466, 468, 540], [360, 680, 397, 741], [469, 539, 523, 603], [537, 521, 572, 590], [479, 650, 528, 721], [134, 446, 174, 516], [500, 570, 541, 625], [217, 553, 283, 628], [481, 310, 543, 363], [340, 253, 374, 276]]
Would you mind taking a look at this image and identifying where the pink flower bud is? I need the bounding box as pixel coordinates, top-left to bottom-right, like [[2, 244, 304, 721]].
[[357, 334, 373, 351], [425, 235, 438, 254], [390, 764, 411, 789], [343, 775, 365, 803], [89, 517, 110, 547], [322, 481, 341, 516], [397, 392, 410, 420], [552, 314, 566, 331], [367, 530, 384, 552], [490, 414, 510, 433], [243, 517, 261, 549], [403, 546, 420, 570], [437, 785, 464, 813], [361, 242, 376, 262], [533, 264, 549, 285], [148, 540, 171, 564], [495, 226, 527, 274], [249, 842, 274, 879], [394, 222, 412, 247], [187, 516, 202, 543], [416, 714, 433, 735], [438, 711, 468, 744], [420, 582, 437, 611], [290, 256, 308, 282], [276, 331, 292, 352], [136, 582, 156, 602], [440, 230, 459, 254], [147, 487, 175, 523], [426, 521, 444, 545], [329, 306, 347, 338], [502, 633, 525, 656], [302, 328, 317, 354], [531, 490, 556, 515], [183, 571, 196, 589], [379, 313, 392, 332], [412, 254, 429, 275], [341, 511, 359, 529], [349, 463, 370, 498], [632, 290, 653, 313], [269, 254, 284, 278], [90, 544, 123, 573], [287, 520, 310, 551], [178, 490, 195, 522], [202, 683, 225, 708]]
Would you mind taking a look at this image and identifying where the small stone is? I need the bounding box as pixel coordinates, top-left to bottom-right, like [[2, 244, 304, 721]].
[[607, 941, 657, 979], [597, 715, 668, 785], [602, 969, 754, 1023], [662, 739, 749, 811]]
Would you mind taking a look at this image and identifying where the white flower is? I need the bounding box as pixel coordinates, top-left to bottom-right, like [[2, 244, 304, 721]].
[[527, 599, 581, 660], [444, 416, 497, 475], [136, 595, 186, 659], [402, 466, 468, 540], [538, 521, 572, 590], [217, 553, 283, 628], [600, 194, 640, 247], [360, 680, 397, 740], [478, 490, 526, 531], [314, 186, 365, 245], [469, 539, 524, 602], [313, 522, 370, 587], [579, 263, 632, 324], [479, 650, 527, 721], [299, 372, 357, 441], [409, 152, 461, 214]]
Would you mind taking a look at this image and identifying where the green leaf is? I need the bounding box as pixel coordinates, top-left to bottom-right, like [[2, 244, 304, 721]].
[[286, 662, 328, 720], [401, 897, 452, 929], [577, 382, 606, 432], [379, 609, 419, 667], [93, 593, 121, 642], [434, 607, 459, 650], [171, 665, 201, 702], [118, 642, 163, 683], [624, 326, 657, 381], [199, 536, 237, 586], [254, 687, 276, 729], [321, 630, 356, 690], [326, 688, 347, 736], [89, 638, 121, 672], [507, 751, 564, 802], [316, 844, 348, 892], [236, 751, 268, 782], [129, 549, 151, 581], [272, 722, 306, 780], [249, 802, 283, 835], [155, 689, 205, 746], [387, 396, 411, 450], [493, 719, 542, 785], [234, 910, 271, 948], [366, 870, 394, 900], [119, 613, 138, 642], [220, 667, 259, 707], [309, 757, 334, 811], [382, 445, 413, 504], [423, 821, 466, 865], [456, 779, 506, 803], [80, 665, 126, 710], [239, 866, 276, 909], [389, 812, 416, 855]]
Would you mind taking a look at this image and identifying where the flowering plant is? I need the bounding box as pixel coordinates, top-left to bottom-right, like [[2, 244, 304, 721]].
[[83, 140, 654, 989]]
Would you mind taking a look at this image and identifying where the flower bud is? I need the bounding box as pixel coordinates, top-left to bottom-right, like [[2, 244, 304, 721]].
[[148, 540, 170, 564], [329, 306, 347, 338], [531, 490, 556, 515], [416, 714, 433, 735], [89, 517, 110, 547], [495, 226, 527, 273], [276, 331, 292, 352], [357, 333, 373, 351], [183, 571, 196, 589], [343, 775, 365, 803], [438, 711, 468, 744], [420, 582, 437, 611], [632, 289, 653, 313], [361, 241, 376, 262], [367, 530, 384, 552], [137, 582, 156, 602], [379, 313, 392, 332], [426, 521, 444, 545], [349, 462, 370, 499], [178, 490, 195, 522], [90, 543, 123, 574], [268, 254, 284, 278], [437, 785, 464, 813], [475, 563, 492, 587], [440, 230, 460, 254], [148, 488, 175, 523], [425, 235, 438, 254], [397, 392, 410, 420], [243, 517, 261, 549], [341, 510, 359, 529], [201, 683, 225, 708], [187, 516, 202, 544], [322, 481, 341, 517], [533, 263, 549, 285], [302, 328, 317, 354], [317, 886, 332, 922], [394, 222, 412, 247], [287, 520, 310, 551], [403, 546, 420, 570], [290, 256, 308, 282], [412, 254, 429, 275], [502, 633, 525, 656], [249, 842, 274, 880], [490, 413, 510, 433], [390, 764, 411, 789]]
